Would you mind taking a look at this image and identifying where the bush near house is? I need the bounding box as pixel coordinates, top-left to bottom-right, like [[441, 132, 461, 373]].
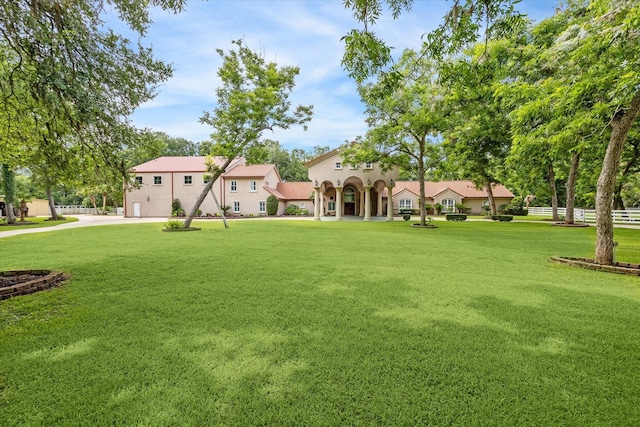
[[285, 205, 309, 216], [171, 199, 185, 217], [455, 203, 471, 214], [266, 195, 278, 216], [446, 214, 467, 221], [491, 215, 513, 222]]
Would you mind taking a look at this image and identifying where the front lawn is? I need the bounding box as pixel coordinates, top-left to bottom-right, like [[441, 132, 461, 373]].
[[0, 216, 79, 229], [1, 220, 639, 425]]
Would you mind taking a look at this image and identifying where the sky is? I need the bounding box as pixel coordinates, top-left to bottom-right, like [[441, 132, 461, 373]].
[[109, 0, 562, 152]]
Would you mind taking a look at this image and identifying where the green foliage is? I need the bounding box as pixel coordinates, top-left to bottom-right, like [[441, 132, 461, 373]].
[[446, 214, 467, 221], [163, 220, 184, 229], [266, 195, 278, 216], [491, 215, 513, 222], [434, 203, 443, 214], [402, 214, 411, 221], [454, 203, 470, 214], [171, 199, 185, 217]]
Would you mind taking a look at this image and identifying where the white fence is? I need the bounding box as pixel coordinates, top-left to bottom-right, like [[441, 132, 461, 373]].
[[54, 205, 98, 215], [528, 207, 640, 224]]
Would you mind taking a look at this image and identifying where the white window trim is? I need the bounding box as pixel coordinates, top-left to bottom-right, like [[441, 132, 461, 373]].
[[364, 161, 373, 169], [258, 201, 266, 213], [230, 180, 237, 192], [184, 175, 193, 185], [250, 180, 257, 192], [300, 202, 306, 209], [153, 176, 162, 185], [233, 201, 241, 213], [135, 176, 143, 185], [335, 162, 342, 170], [399, 199, 413, 209]]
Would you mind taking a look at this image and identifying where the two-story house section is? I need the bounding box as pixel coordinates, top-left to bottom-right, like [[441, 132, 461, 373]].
[[124, 156, 244, 218]]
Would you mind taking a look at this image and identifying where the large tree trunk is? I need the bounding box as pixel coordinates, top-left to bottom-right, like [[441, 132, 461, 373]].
[[418, 160, 427, 226], [486, 181, 496, 215], [595, 91, 640, 265], [1, 164, 16, 224], [46, 186, 59, 220], [613, 140, 639, 210], [548, 162, 559, 221], [565, 152, 580, 225], [183, 157, 236, 228]]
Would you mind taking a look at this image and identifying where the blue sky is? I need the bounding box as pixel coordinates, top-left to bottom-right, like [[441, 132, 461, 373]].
[[114, 0, 561, 151]]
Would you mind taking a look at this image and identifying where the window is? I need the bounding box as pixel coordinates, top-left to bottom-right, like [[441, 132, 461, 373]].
[[344, 188, 355, 202], [335, 161, 342, 170], [203, 175, 211, 184], [135, 176, 143, 185], [250, 180, 257, 192], [442, 198, 455, 213], [233, 201, 240, 213], [184, 175, 192, 185], [153, 176, 162, 185], [349, 163, 359, 170], [300, 202, 306, 209], [258, 201, 266, 213], [399, 199, 413, 209], [364, 161, 373, 169], [328, 195, 335, 212], [230, 180, 237, 192]]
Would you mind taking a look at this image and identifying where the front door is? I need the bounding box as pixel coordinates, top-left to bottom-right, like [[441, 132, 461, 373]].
[[344, 202, 356, 215], [133, 202, 141, 217]]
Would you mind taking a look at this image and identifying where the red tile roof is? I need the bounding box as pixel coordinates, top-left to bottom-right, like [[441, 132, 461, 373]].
[[133, 156, 243, 173], [390, 181, 514, 199], [223, 164, 278, 178], [272, 182, 314, 200]]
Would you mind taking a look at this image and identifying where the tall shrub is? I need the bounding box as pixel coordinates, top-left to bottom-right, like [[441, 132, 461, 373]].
[[266, 195, 278, 216]]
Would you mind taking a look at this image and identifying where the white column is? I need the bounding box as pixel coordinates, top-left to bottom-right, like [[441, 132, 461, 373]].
[[377, 191, 383, 216], [335, 187, 343, 221], [387, 185, 394, 221], [364, 186, 372, 221], [359, 190, 365, 216], [313, 187, 321, 220], [319, 192, 325, 217]]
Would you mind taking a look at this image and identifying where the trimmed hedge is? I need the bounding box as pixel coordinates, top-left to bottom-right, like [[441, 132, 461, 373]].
[[491, 215, 513, 222], [446, 214, 467, 221]]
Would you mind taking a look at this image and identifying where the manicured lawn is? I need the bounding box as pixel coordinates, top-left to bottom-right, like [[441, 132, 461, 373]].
[[0, 216, 79, 229], [1, 220, 639, 426]]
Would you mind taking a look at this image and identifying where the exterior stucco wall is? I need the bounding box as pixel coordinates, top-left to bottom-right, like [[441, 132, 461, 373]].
[[307, 152, 398, 188], [126, 172, 223, 217]]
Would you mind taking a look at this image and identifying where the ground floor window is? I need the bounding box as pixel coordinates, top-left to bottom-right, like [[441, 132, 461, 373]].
[[233, 201, 240, 213], [399, 199, 412, 209], [442, 198, 455, 213], [258, 201, 266, 213]]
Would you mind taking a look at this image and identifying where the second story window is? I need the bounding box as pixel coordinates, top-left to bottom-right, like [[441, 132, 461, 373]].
[[135, 176, 143, 185], [335, 162, 342, 170], [250, 180, 257, 192], [184, 176, 192, 185], [230, 180, 237, 192], [364, 161, 373, 169], [153, 176, 162, 185]]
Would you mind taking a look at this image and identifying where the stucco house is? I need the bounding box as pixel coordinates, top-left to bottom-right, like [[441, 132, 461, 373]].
[[125, 151, 514, 218], [389, 180, 514, 215]]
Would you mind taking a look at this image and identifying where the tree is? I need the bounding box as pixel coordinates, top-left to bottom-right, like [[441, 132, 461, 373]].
[[182, 40, 313, 228], [342, 0, 526, 84], [510, 0, 640, 264], [442, 38, 520, 215], [0, 0, 184, 205], [1, 163, 17, 224], [342, 49, 446, 226]]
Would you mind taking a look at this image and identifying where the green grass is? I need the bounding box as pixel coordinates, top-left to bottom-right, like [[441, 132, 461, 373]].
[[1, 220, 639, 426], [0, 216, 79, 229]]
